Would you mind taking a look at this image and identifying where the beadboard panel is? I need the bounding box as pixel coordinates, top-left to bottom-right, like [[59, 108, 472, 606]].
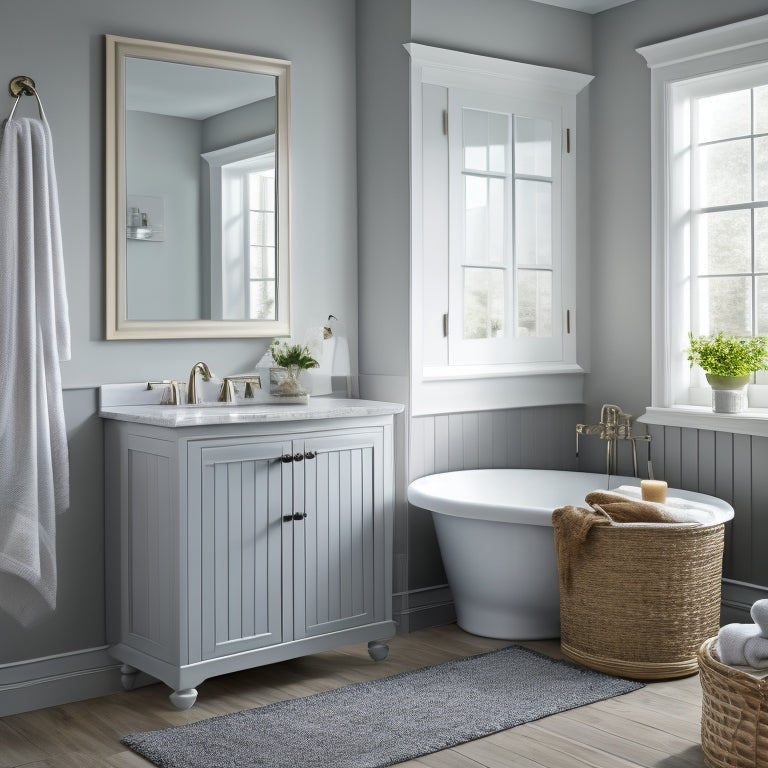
[[647, 423, 768, 592], [410, 405, 582, 485]]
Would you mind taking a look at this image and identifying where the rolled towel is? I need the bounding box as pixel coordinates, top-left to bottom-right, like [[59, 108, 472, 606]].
[[750, 599, 768, 636], [744, 634, 768, 669], [717, 623, 763, 666]]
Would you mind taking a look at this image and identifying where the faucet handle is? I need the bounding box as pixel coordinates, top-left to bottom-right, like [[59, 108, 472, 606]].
[[218, 374, 262, 402]]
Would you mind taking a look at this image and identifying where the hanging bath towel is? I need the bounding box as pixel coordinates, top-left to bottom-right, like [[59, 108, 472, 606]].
[[0, 116, 70, 625]]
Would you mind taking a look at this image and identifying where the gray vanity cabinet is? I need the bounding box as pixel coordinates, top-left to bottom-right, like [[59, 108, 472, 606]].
[[189, 430, 383, 662], [103, 411, 397, 710]]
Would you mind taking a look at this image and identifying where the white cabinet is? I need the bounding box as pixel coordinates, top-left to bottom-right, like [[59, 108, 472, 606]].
[[102, 403, 398, 709]]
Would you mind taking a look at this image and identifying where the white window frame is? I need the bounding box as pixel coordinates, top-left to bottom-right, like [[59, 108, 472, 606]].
[[406, 43, 593, 416], [638, 13, 768, 437]]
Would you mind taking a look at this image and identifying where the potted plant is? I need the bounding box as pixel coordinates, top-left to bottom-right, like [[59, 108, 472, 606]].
[[269, 339, 319, 396], [686, 332, 768, 412]]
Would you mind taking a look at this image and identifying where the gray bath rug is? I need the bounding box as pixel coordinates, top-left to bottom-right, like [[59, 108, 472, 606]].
[[121, 645, 644, 768]]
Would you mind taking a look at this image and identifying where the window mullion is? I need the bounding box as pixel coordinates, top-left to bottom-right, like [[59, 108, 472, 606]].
[[508, 110, 516, 343]]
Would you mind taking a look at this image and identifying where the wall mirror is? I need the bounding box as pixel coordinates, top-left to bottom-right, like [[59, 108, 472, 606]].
[[105, 35, 291, 339]]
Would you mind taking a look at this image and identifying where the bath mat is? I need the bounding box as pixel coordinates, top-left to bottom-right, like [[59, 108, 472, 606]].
[[121, 645, 643, 768]]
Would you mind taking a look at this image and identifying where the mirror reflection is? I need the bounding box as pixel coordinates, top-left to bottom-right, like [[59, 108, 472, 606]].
[[106, 36, 291, 339]]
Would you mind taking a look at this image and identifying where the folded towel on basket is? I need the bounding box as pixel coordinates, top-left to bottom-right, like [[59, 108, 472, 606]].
[[751, 599, 768, 634], [552, 500, 672, 592], [583, 490, 682, 522], [744, 635, 768, 670], [611, 485, 722, 525], [717, 623, 764, 666]]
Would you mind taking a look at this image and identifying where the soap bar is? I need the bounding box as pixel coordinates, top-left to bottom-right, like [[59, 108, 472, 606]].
[[641, 479, 668, 503]]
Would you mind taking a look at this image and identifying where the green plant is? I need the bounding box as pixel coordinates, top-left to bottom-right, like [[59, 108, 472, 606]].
[[686, 332, 768, 377], [269, 339, 319, 370]]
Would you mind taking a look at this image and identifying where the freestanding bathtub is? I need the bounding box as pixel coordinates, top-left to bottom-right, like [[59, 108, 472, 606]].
[[407, 469, 734, 640]]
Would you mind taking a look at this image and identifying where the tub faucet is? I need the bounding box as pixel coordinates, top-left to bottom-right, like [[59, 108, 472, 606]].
[[187, 361, 213, 404], [576, 403, 652, 477]]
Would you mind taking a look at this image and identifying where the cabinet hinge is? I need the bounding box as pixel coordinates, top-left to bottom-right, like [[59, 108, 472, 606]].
[[442, 110, 448, 136], [442, 313, 448, 337], [565, 128, 571, 154]]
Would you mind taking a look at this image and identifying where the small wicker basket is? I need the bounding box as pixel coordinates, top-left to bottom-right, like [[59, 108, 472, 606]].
[[556, 520, 724, 680], [699, 637, 768, 768]]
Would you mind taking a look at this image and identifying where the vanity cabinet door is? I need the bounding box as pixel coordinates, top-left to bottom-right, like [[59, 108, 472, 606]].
[[193, 438, 292, 662], [292, 430, 383, 640]]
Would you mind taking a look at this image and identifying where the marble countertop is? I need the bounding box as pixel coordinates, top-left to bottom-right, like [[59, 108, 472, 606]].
[[99, 396, 404, 428]]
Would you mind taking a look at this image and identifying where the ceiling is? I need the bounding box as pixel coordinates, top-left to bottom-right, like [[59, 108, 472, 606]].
[[527, 0, 636, 12]]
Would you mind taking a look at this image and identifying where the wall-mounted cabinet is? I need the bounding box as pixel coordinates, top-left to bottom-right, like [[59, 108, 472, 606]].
[[102, 403, 399, 708]]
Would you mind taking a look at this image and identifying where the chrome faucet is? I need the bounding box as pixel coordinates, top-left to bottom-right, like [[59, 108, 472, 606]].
[[187, 361, 213, 405], [576, 403, 652, 477]]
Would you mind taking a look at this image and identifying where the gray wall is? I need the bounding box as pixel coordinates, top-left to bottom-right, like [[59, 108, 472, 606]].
[[357, 0, 593, 629], [0, 0, 358, 684], [126, 111, 202, 320], [6, 0, 768, 714]]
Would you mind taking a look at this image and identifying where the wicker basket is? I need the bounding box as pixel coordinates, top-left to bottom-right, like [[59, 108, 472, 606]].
[[556, 520, 724, 680], [699, 637, 768, 768]]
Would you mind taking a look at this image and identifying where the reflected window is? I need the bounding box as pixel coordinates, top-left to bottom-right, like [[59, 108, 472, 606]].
[[203, 135, 276, 321]]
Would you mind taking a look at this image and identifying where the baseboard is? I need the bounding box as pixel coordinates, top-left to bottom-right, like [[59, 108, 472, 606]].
[[393, 585, 456, 634], [721, 578, 768, 625], [0, 645, 124, 716]]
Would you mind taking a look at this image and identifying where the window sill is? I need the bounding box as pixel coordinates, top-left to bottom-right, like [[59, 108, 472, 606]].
[[638, 406, 768, 438], [412, 363, 585, 416]]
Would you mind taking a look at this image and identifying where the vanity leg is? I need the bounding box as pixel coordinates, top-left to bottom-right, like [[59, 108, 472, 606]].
[[367, 640, 389, 662], [120, 664, 140, 691], [169, 688, 198, 710]]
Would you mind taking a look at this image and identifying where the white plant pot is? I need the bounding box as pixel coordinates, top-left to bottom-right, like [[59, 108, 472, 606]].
[[706, 374, 750, 414]]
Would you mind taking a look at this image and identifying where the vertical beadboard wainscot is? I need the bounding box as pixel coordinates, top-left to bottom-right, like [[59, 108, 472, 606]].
[[100, 389, 403, 709], [645, 422, 768, 623]]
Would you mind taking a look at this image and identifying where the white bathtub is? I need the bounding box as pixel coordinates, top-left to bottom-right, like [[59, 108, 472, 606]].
[[407, 469, 734, 640]]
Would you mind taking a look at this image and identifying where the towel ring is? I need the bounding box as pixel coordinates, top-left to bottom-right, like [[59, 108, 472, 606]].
[[7, 75, 46, 122]]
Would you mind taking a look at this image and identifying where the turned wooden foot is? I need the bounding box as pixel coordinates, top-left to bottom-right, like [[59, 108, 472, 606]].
[[120, 664, 140, 691], [169, 688, 198, 709], [367, 640, 389, 661]]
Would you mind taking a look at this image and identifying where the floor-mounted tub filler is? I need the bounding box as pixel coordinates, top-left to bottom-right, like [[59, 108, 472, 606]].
[[407, 469, 734, 640]]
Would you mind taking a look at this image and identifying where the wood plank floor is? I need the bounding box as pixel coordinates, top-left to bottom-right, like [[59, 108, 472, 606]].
[[0, 623, 707, 767]]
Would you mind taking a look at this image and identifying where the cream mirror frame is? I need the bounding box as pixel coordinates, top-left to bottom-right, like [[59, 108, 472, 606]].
[[105, 35, 291, 339]]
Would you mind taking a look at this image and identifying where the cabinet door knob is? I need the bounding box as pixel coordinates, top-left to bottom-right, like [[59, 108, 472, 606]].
[[304, 451, 316, 460], [293, 512, 308, 521], [282, 514, 294, 522], [281, 454, 293, 463], [293, 452, 304, 462]]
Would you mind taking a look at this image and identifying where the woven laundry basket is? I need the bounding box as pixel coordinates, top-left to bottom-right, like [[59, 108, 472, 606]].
[[556, 519, 725, 680], [699, 637, 768, 768]]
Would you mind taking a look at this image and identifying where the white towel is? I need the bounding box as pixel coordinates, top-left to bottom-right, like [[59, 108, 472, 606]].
[[716, 623, 763, 666], [612, 484, 723, 525], [751, 599, 768, 635], [744, 634, 768, 669], [0, 116, 70, 625]]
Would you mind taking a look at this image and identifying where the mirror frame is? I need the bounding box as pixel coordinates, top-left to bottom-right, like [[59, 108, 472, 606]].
[[105, 34, 291, 339]]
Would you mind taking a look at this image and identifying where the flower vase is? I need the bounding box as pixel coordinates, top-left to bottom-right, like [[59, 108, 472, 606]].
[[274, 364, 307, 397]]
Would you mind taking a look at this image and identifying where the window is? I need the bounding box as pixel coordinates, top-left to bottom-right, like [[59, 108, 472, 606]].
[[203, 136, 277, 321], [639, 15, 768, 428], [406, 44, 592, 414], [449, 90, 562, 365]]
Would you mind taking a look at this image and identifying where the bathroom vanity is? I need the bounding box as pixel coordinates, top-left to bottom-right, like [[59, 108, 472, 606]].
[[100, 386, 402, 708]]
